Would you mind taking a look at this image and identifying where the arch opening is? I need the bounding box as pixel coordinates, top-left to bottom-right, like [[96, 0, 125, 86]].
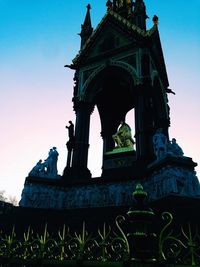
[[86, 66, 136, 156]]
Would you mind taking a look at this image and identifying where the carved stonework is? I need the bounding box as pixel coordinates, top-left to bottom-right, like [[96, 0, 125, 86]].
[[80, 64, 106, 99], [109, 59, 138, 83], [121, 54, 137, 69], [82, 67, 98, 85], [103, 153, 136, 169], [20, 181, 137, 209], [20, 162, 200, 209], [147, 165, 200, 200]]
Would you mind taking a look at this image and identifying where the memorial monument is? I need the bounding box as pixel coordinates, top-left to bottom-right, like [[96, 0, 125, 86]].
[[20, 0, 200, 209]]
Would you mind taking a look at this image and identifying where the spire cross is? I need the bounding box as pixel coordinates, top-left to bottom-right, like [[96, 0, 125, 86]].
[[87, 4, 91, 10]]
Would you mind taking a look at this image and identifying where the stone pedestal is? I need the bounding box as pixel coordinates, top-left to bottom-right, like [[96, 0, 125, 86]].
[[20, 155, 200, 209], [102, 149, 137, 178], [146, 156, 200, 199]]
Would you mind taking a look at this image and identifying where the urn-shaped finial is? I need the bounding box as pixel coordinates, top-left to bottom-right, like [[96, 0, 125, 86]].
[[127, 183, 157, 262], [133, 183, 147, 205]]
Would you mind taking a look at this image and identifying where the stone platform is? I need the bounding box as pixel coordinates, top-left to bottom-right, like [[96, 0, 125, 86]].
[[20, 156, 200, 209]]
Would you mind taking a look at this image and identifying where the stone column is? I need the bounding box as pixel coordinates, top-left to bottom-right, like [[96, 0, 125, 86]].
[[134, 52, 158, 161], [135, 87, 146, 159], [71, 101, 94, 179]]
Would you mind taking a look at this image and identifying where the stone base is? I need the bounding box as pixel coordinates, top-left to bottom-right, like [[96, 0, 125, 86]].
[[102, 150, 137, 178], [147, 158, 200, 199], [20, 156, 200, 209], [105, 147, 134, 155], [103, 150, 136, 170], [62, 166, 91, 182]]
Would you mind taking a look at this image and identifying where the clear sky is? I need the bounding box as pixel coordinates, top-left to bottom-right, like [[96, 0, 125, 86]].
[[0, 0, 200, 202]]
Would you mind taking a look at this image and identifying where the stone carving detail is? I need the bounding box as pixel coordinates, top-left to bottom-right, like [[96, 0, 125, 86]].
[[80, 64, 106, 99], [109, 59, 138, 84], [20, 181, 137, 209], [147, 166, 200, 200], [21, 164, 200, 209], [28, 147, 59, 178], [80, 59, 138, 101], [153, 129, 184, 160]]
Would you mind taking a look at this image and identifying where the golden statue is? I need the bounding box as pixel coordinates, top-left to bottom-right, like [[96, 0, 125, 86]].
[[113, 121, 135, 148]]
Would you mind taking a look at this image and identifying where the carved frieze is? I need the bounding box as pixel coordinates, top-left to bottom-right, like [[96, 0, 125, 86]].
[[20, 164, 200, 209]]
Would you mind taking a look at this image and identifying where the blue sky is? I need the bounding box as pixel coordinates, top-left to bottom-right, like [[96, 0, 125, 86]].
[[0, 0, 200, 201]]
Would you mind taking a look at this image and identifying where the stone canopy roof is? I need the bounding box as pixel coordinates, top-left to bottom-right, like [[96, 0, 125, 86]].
[[72, 10, 158, 66]]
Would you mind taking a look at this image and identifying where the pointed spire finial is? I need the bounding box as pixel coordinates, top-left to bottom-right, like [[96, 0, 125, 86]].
[[153, 15, 159, 25], [87, 3, 91, 10], [83, 4, 92, 26], [80, 3, 93, 49]]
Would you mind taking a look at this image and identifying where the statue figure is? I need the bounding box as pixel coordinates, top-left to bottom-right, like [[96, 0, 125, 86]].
[[127, 0, 132, 3], [66, 121, 75, 168], [168, 138, 184, 157], [51, 147, 59, 176], [115, 0, 132, 9], [106, 0, 113, 10], [66, 121, 75, 143], [29, 159, 44, 176], [126, 0, 133, 15], [44, 148, 53, 173], [152, 128, 168, 160], [44, 147, 59, 176], [28, 147, 59, 178], [112, 120, 135, 148], [117, 0, 124, 8], [45, 146, 59, 176]]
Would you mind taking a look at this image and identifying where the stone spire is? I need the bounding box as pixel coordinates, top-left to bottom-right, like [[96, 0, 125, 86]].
[[133, 0, 148, 30], [80, 4, 93, 49]]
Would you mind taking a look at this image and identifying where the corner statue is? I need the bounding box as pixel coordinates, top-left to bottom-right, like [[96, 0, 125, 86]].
[[168, 138, 184, 157], [152, 128, 168, 160], [45, 147, 59, 176], [66, 120, 75, 168], [113, 121, 135, 148], [28, 147, 59, 178], [66, 121, 75, 144]]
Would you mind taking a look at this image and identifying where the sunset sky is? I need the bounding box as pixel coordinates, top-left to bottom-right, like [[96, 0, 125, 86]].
[[0, 0, 200, 201]]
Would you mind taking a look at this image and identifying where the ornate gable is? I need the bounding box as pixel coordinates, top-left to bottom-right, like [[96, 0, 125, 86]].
[[72, 11, 157, 67]]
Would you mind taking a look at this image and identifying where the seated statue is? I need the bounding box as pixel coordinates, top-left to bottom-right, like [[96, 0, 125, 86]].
[[168, 138, 184, 157], [112, 120, 135, 148]]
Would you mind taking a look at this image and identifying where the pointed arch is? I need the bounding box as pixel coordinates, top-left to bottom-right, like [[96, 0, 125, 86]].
[[80, 60, 138, 102]]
